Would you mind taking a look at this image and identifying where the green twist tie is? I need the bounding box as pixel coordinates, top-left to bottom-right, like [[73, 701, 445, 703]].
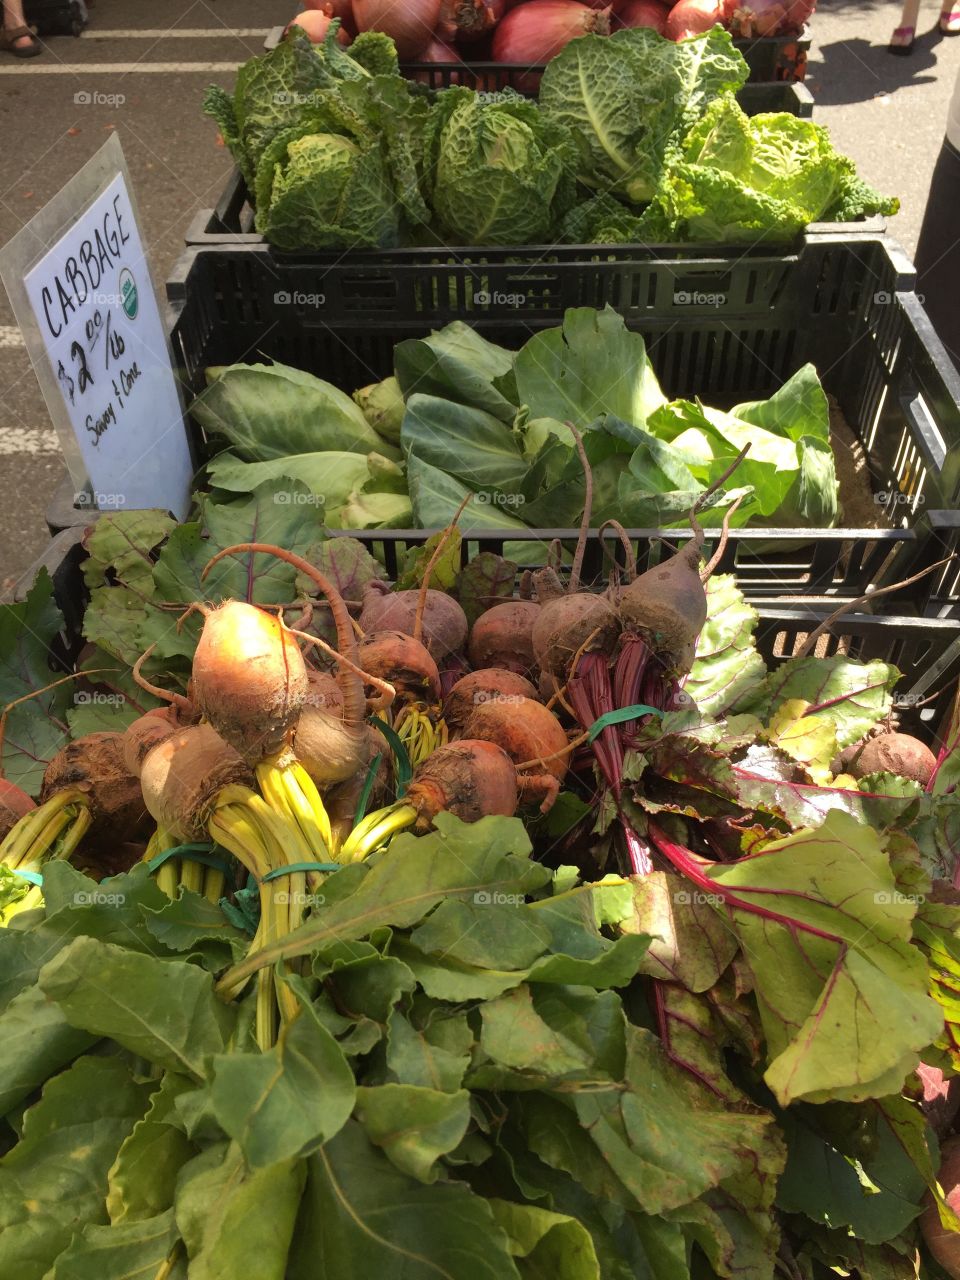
[[261, 862, 341, 881], [587, 705, 663, 743], [146, 843, 231, 876], [369, 718, 413, 796]]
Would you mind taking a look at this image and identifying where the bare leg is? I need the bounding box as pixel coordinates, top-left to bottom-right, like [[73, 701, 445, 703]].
[[2, 0, 37, 51], [890, 0, 921, 49]]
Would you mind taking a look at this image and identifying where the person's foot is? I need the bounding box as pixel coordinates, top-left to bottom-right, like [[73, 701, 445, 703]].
[[940, 9, 960, 32], [889, 23, 915, 52], [0, 24, 41, 56]]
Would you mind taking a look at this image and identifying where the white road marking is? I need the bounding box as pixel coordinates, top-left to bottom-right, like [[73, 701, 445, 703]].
[[80, 29, 272, 38], [0, 427, 61, 456], [0, 62, 245, 74], [0, 327, 24, 349]]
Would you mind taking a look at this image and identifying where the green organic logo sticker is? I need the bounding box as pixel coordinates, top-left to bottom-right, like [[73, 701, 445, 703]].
[[119, 267, 138, 320]]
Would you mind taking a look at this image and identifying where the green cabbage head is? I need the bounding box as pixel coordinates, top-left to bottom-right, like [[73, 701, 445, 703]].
[[424, 88, 576, 246], [256, 130, 400, 251]]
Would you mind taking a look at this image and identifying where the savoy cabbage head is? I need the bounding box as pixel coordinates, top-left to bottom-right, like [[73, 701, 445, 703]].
[[645, 95, 899, 241], [539, 26, 748, 205], [423, 88, 577, 245]]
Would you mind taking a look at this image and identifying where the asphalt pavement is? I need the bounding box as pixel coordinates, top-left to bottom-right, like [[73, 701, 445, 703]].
[[1, 0, 958, 593]]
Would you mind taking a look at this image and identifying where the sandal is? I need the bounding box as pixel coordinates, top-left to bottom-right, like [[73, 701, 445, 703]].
[[889, 23, 915, 52], [940, 9, 960, 32], [0, 24, 41, 57]]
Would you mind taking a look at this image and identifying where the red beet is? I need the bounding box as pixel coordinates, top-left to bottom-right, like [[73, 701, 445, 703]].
[[468, 601, 541, 675]]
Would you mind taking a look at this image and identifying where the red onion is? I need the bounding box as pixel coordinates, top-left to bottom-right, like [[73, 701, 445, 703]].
[[412, 35, 468, 80], [722, 0, 810, 35], [492, 0, 612, 62], [614, 0, 670, 31], [352, 0, 442, 59], [316, 0, 359, 35], [485, 0, 519, 18], [664, 0, 723, 39], [437, 0, 498, 41], [286, 10, 352, 43]]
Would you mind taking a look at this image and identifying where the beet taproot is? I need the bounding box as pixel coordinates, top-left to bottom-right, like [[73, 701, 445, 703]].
[[459, 694, 569, 814], [190, 601, 308, 763], [531, 575, 621, 680], [294, 711, 380, 790], [443, 670, 540, 732], [121, 707, 183, 778], [618, 539, 707, 674], [405, 740, 518, 830], [41, 731, 148, 843], [460, 696, 569, 782], [358, 630, 441, 704], [304, 668, 345, 717], [838, 731, 938, 787], [468, 600, 541, 674], [139, 723, 253, 841], [360, 581, 467, 661]]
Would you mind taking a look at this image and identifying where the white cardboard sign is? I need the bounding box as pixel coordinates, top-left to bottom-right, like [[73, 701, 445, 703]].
[[0, 135, 193, 519]]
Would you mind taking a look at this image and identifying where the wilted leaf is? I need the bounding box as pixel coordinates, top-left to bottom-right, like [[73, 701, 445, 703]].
[[456, 551, 518, 627]]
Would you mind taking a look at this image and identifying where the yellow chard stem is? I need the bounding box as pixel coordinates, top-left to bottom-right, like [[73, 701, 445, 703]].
[[347, 804, 417, 862], [1, 789, 88, 869]]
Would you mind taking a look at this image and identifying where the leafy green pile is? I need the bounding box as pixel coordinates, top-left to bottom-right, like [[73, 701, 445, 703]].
[[5, 534, 960, 1277], [192, 307, 839, 535], [3, 667, 960, 1276], [204, 24, 896, 249]]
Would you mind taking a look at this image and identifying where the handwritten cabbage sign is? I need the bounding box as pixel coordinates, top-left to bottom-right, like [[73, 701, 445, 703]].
[[3, 137, 193, 519]]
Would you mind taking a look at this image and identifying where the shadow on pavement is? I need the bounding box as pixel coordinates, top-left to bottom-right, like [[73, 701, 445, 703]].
[[810, 30, 945, 102]]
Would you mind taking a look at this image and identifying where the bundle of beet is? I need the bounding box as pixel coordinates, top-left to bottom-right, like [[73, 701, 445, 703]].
[[3, 445, 960, 1276]]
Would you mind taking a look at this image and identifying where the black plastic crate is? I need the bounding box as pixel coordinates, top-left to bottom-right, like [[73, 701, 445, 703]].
[[16, 524, 960, 742], [158, 233, 960, 608], [396, 63, 813, 100]]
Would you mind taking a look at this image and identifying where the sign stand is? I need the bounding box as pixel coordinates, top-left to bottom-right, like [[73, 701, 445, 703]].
[[0, 132, 194, 520]]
